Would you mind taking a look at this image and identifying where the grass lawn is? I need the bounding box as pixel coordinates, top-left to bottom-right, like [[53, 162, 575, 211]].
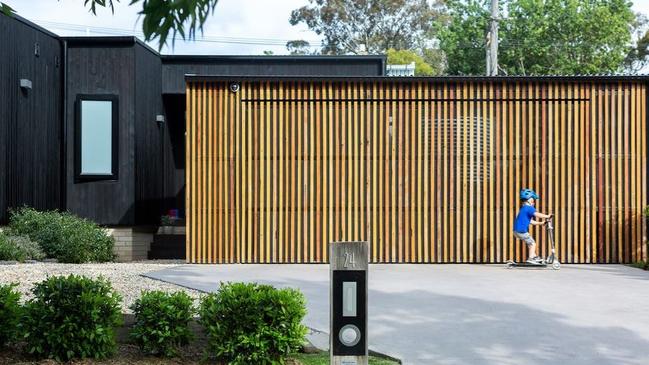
[[292, 352, 399, 365], [0, 346, 399, 365], [630, 261, 648, 270]]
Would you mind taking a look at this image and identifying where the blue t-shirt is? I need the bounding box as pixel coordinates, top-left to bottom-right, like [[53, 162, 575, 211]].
[[513, 204, 536, 233]]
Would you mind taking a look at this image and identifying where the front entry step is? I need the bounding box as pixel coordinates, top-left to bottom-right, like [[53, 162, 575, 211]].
[[148, 230, 185, 260]]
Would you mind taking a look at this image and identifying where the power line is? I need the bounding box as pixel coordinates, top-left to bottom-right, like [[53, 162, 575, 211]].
[[33, 19, 324, 47]]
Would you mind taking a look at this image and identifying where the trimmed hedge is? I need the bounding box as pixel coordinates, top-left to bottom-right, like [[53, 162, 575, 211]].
[[8, 207, 115, 263], [0, 233, 45, 262], [21, 275, 122, 361], [130, 291, 195, 357], [0, 284, 21, 347], [199, 282, 308, 365]]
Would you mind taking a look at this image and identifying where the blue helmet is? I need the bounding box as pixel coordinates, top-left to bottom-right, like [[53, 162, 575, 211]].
[[520, 188, 539, 201]]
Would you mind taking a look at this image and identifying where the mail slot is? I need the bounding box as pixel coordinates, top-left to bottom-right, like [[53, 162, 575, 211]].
[[330, 241, 368, 365]]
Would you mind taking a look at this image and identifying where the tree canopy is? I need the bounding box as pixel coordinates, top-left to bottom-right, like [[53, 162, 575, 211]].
[[288, 0, 444, 55], [2, 0, 647, 74], [438, 0, 637, 75], [386, 49, 439, 76]]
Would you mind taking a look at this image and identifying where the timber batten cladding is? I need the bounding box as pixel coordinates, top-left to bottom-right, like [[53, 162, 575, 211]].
[[186, 76, 648, 264]]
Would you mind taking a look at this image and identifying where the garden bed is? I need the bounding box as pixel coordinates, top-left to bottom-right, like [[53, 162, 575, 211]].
[[0, 346, 396, 365], [0, 261, 200, 312]]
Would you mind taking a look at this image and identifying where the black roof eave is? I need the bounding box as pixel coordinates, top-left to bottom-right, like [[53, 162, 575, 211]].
[[185, 74, 649, 83], [162, 54, 386, 63], [61, 36, 160, 57]]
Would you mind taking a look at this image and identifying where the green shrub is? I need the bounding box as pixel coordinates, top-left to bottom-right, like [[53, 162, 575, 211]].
[[0, 233, 45, 262], [130, 291, 195, 357], [21, 275, 122, 361], [199, 282, 308, 365], [8, 207, 115, 263], [0, 284, 21, 347]]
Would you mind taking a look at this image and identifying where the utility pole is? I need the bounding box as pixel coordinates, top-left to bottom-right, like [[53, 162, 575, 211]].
[[486, 0, 499, 76]]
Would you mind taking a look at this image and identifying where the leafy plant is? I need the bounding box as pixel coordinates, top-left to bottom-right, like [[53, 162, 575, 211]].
[[8, 207, 115, 263], [0, 284, 21, 347], [21, 275, 122, 361], [130, 291, 195, 357], [160, 215, 175, 226], [439, 0, 637, 75], [0, 233, 45, 262], [386, 48, 438, 76], [199, 282, 308, 365], [289, 0, 444, 55]]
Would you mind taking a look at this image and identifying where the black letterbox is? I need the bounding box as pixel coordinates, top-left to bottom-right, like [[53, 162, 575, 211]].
[[332, 270, 366, 356]]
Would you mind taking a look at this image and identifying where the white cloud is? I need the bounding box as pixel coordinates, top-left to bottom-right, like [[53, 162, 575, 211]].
[[6, 0, 320, 55]]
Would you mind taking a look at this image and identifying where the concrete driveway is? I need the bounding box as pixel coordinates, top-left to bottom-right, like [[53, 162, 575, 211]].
[[144, 264, 649, 365]]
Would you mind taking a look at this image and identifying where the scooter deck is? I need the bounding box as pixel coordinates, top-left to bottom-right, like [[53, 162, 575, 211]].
[[506, 260, 560, 270], [506, 260, 547, 268]]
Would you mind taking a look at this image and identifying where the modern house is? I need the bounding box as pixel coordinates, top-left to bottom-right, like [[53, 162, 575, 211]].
[[2, 13, 647, 264], [0, 14, 385, 260]]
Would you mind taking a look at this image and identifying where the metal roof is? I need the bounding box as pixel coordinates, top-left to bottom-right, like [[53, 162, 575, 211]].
[[186, 74, 649, 83], [162, 54, 386, 63]]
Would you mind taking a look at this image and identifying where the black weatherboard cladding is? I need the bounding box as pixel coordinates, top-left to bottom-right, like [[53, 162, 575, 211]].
[[134, 45, 164, 225], [0, 14, 62, 223], [65, 42, 136, 225], [161, 55, 386, 94]]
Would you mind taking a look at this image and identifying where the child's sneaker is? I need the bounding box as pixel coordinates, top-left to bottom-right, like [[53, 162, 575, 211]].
[[526, 257, 542, 264]]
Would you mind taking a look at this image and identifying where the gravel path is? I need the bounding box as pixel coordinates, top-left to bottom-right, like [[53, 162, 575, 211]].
[[0, 261, 203, 312]]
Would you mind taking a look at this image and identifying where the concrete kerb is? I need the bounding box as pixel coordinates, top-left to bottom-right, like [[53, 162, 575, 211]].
[[141, 271, 402, 363]]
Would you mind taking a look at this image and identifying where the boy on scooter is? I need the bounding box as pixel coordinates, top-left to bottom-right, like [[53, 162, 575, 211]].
[[513, 188, 553, 264]]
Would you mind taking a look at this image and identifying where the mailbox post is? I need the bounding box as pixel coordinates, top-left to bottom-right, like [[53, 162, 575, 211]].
[[330, 241, 368, 365]]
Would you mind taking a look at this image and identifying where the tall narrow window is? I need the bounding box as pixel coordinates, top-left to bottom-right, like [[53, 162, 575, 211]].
[[75, 95, 118, 181]]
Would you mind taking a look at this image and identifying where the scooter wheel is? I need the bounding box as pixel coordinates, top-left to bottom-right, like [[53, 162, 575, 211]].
[[552, 261, 561, 270], [506, 261, 514, 269]]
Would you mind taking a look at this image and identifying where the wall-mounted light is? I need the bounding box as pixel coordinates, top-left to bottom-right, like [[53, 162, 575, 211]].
[[156, 114, 165, 125], [34, 42, 40, 57], [20, 79, 32, 90]]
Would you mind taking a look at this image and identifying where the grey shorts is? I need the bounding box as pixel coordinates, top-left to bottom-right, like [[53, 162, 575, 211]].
[[513, 231, 535, 246]]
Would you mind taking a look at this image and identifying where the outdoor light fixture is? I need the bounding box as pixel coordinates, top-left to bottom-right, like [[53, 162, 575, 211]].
[[229, 82, 240, 93], [156, 114, 165, 125], [20, 79, 32, 90]]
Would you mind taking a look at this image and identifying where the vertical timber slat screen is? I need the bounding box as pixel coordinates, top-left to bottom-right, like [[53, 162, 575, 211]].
[[186, 80, 647, 264]]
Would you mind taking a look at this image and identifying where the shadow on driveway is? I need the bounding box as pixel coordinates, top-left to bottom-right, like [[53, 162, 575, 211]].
[[144, 264, 649, 365]]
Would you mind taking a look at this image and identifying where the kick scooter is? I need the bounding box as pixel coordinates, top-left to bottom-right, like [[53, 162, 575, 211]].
[[506, 217, 561, 270]]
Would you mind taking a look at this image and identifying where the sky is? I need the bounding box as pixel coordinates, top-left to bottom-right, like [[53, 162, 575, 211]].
[[5, 0, 649, 56], [6, 0, 321, 55]]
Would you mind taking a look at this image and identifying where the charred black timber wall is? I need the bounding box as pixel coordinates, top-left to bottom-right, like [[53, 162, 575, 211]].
[[134, 45, 164, 225], [64, 42, 137, 225], [161, 55, 386, 94], [0, 14, 62, 223], [64, 39, 165, 225]]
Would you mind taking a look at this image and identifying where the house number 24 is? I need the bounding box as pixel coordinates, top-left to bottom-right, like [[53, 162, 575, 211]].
[[343, 252, 356, 268]]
